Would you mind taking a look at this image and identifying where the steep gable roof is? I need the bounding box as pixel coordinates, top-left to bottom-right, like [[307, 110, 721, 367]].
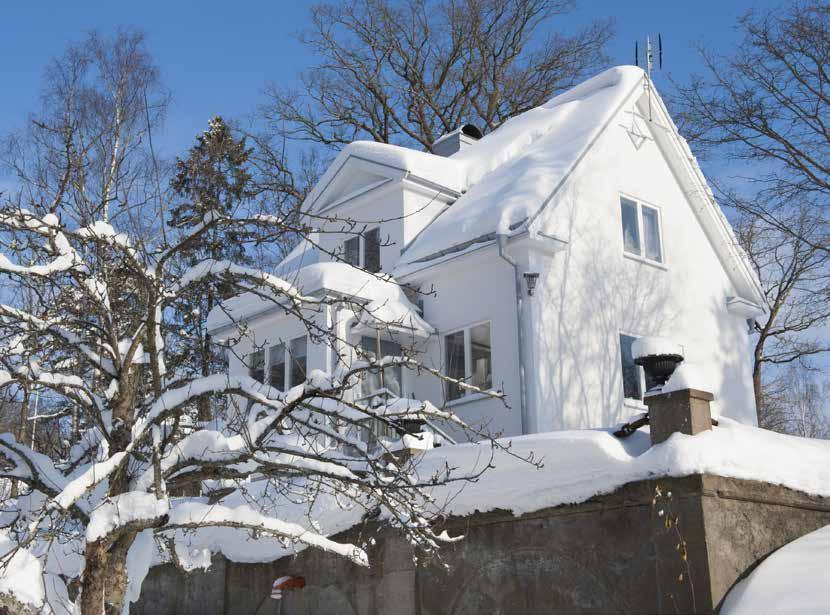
[[288, 65, 764, 307], [396, 66, 646, 266]]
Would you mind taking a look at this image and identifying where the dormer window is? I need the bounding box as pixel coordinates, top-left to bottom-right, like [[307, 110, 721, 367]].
[[341, 227, 382, 272], [343, 236, 360, 266], [621, 197, 663, 264], [364, 228, 381, 273]]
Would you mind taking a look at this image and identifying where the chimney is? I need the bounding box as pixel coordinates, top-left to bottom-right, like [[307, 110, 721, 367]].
[[431, 124, 483, 157]]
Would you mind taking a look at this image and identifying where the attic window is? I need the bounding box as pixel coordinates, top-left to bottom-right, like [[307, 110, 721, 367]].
[[621, 197, 663, 264], [342, 227, 382, 272], [364, 228, 381, 273], [343, 236, 360, 267]]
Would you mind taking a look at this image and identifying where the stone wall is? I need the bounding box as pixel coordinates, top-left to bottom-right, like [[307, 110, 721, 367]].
[[133, 474, 830, 615]]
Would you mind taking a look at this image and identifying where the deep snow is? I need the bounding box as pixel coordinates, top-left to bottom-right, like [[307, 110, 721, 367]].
[[720, 524, 830, 614]]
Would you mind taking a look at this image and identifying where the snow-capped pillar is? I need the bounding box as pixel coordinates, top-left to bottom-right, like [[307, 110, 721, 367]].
[[645, 388, 714, 446]]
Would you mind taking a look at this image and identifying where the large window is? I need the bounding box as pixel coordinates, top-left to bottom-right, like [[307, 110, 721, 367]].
[[620, 197, 663, 263], [444, 322, 492, 402], [358, 336, 402, 397], [619, 334, 642, 401], [340, 227, 382, 272]]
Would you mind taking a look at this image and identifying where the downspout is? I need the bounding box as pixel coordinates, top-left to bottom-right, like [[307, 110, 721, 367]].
[[497, 234, 529, 434]]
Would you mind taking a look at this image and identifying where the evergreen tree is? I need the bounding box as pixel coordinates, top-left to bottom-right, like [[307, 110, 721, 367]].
[[169, 116, 253, 420]]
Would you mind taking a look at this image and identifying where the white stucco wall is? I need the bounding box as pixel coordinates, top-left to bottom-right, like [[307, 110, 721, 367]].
[[222, 97, 757, 439], [522, 101, 757, 431], [403, 249, 524, 440]]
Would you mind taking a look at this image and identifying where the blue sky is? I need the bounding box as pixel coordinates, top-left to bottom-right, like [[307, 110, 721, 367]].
[[0, 0, 779, 164], [0, 1, 826, 386]]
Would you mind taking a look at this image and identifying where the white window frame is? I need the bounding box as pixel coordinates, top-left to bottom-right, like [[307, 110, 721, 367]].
[[620, 194, 665, 266], [443, 320, 492, 404]]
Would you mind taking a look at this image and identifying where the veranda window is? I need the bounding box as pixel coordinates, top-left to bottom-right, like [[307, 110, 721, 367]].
[[248, 349, 265, 383], [358, 336, 402, 398], [289, 337, 307, 387]]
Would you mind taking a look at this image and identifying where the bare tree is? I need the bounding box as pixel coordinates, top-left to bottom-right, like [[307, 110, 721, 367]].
[[0, 205, 518, 614], [673, 0, 829, 252], [2, 29, 170, 233], [0, 29, 527, 615], [247, 0, 612, 233], [736, 208, 830, 421], [759, 365, 829, 438]]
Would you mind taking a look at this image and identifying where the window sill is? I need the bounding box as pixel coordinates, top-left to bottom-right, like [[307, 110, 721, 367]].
[[623, 252, 668, 271], [445, 392, 491, 408]]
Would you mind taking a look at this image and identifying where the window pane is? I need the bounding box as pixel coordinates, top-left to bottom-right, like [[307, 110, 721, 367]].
[[343, 236, 360, 266], [379, 339, 402, 397], [249, 349, 265, 384], [269, 343, 286, 391], [619, 334, 642, 400], [642, 206, 662, 262], [620, 198, 641, 255], [444, 330, 466, 401], [358, 337, 402, 397], [470, 323, 492, 391], [289, 337, 307, 387], [364, 228, 381, 273]]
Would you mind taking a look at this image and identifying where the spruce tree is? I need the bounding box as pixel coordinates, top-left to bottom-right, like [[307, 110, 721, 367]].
[[169, 116, 253, 421]]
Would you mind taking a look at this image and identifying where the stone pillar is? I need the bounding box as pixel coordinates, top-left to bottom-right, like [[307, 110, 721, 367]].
[[645, 389, 714, 446]]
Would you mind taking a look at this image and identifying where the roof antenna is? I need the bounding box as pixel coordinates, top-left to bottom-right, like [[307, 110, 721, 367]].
[[641, 33, 664, 122]]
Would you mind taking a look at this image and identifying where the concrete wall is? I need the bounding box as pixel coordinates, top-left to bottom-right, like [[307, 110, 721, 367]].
[[133, 474, 830, 615]]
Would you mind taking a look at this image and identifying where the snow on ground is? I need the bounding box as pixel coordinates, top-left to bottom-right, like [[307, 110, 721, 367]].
[[0, 534, 43, 606], [416, 419, 830, 517], [720, 524, 830, 615], [5, 420, 830, 613]]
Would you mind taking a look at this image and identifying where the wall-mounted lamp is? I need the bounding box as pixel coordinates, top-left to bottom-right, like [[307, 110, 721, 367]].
[[522, 272, 539, 296]]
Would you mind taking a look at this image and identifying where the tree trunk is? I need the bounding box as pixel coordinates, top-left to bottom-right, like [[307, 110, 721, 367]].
[[11, 387, 31, 498], [80, 532, 136, 615], [752, 341, 764, 425]]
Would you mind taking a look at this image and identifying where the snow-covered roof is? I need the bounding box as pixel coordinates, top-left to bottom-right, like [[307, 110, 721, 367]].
[[206, 262, 432, 336], [396, 66, 645, 268], [302, 141, 466, 213], [278, 64, 763, 303], [721, 524, 830, 615], [273, 234, 319, 277]]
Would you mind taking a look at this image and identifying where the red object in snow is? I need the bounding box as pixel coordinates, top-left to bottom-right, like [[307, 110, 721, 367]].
[[271, 576, 306, 599]]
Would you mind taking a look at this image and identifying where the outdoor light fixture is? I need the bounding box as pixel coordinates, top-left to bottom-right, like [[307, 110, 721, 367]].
[[523, 272, 539, 296]]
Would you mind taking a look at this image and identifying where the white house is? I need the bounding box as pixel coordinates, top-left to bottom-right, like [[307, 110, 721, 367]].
[[208, 65, 766, 441]]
